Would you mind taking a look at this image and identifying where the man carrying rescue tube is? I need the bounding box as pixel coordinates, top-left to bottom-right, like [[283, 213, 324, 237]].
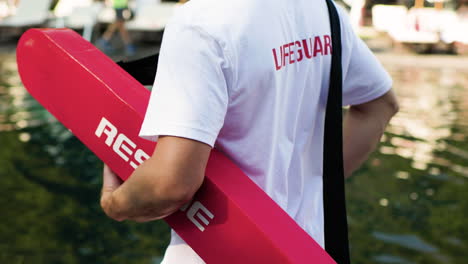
[[100, 0, 399, 263]]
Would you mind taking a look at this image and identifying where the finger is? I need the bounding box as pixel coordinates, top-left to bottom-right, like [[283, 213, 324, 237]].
[[101, 164, 125, 221], [102, 164, 122, 193]]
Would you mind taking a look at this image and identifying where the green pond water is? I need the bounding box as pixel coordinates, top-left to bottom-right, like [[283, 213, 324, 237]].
[[0, 48, 467, 264]]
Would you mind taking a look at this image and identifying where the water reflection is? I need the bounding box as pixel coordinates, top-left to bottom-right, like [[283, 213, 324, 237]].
[[384, 67, 468, 175], [0, 52, 168, 264], [1, 47, 467, 263], [347, 61, 468, 263], [372, 232, 438, 253]]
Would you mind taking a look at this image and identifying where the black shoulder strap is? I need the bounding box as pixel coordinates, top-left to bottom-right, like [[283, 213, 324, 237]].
[[323, 0, 351, 263]]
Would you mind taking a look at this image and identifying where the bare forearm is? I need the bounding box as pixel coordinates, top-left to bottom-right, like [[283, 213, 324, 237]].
[[107, 159, 191, 221], [343, 108, 387, 177], [101, 136, 210, 222], [343, 90, 399, 177]]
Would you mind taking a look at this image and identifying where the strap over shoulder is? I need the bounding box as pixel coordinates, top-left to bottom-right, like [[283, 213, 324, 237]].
[[323, 0, 351, 263]]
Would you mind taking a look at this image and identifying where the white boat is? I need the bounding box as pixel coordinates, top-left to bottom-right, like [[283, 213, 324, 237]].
[[372, 0, 467, 54]]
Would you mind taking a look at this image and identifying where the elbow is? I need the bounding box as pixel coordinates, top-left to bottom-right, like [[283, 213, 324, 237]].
[[164, 186, 197, 206], [386, 89, 400, 116], [388, 97, 399, 117], [156, 178, 203, 208]]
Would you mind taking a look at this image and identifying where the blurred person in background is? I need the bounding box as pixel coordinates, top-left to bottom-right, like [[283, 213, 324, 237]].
[[97, 0, 135, 56]]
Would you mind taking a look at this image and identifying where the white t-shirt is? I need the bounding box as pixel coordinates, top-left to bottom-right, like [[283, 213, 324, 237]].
[[139, 0, 392, 263]]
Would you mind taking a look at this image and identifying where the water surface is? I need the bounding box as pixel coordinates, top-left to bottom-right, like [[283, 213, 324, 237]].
[[1, 47, 467, 263]]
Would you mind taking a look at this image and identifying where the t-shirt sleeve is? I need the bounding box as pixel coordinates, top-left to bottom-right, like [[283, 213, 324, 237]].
[[139, 21, 230, 148], [338, 7, 393, 106]]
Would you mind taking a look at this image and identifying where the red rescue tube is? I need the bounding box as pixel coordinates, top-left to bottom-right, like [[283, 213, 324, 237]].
[[17, 28, 336, 264]]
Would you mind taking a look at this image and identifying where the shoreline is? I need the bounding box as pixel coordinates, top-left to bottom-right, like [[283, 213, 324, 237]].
[[1, 36, 467, 70]]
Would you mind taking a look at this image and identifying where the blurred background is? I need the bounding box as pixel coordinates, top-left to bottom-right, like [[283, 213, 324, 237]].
[[0, 0, 467, 263]]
